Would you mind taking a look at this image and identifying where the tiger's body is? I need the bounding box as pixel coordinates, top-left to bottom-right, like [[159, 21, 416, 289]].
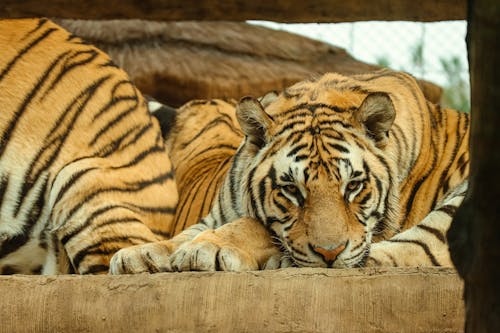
[[111, 70, 469, 273], [0, 19, 177, 274]]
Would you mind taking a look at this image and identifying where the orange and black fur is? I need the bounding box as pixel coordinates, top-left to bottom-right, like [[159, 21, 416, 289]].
[[0, 19, 178, 274], [112, 70, 469, 273]]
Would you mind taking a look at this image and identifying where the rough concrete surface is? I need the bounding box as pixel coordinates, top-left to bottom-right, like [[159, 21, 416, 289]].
[[1, 267, 464, 333]]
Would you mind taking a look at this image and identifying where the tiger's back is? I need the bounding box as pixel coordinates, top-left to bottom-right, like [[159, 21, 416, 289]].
[[0, 19, 177, 274], [166, 99, 242, 234]]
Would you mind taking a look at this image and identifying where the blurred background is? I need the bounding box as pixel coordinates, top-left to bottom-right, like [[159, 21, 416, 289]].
[[59, 19, 469, 112], [252, 20, 470, 112]]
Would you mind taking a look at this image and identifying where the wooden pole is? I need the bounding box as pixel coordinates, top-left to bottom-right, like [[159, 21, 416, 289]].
[[448, 0, 500, 331]]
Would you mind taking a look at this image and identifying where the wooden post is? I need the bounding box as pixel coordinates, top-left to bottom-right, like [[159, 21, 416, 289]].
[[448, 0, 500, 331]]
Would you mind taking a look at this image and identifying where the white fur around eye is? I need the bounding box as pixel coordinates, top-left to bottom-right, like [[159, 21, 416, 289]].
[[281, 185, 301, 206]]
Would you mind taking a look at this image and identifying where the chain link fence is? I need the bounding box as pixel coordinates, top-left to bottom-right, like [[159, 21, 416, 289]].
[[251, 21, 470, 112]]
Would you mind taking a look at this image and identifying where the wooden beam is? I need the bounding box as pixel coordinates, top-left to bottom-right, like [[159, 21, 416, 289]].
[[1, 268, 463, 332], [2, 0, 466, 22]]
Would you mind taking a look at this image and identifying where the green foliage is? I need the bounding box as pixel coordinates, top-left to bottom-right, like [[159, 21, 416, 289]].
[[440, 56, 470, 113], [376, 55, 391, 68], [411, 41, 425, 77], [375, 41, 470, 113]]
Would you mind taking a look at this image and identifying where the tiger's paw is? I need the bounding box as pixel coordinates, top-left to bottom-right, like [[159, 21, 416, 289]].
[[363, 242, 386, 267], [170, 230, 259, 272], [109, 241, 173, 274]]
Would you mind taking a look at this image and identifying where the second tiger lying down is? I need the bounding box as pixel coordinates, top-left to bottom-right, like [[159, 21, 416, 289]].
[[111, 70, 469, 273]]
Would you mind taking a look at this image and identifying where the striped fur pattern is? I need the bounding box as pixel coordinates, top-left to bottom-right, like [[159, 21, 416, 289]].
[[111, 70, 469, 273], [166, 99, 242, 235], [0, 19, 177, 274]]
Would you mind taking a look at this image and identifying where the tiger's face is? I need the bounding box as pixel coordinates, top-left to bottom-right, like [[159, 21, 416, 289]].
[[236, 77, 399, 268]]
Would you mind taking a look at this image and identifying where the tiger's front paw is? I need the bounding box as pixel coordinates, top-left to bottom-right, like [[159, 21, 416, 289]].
[[109, 241, 173, 274], [170, 230, 259, 272]]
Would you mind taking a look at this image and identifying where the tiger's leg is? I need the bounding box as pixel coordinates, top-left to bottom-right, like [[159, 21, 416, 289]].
[[109, 222, 208, 274], [365, 181, 468, 267], [169, 217, 281, 272], [110, 217, 282, 273], [48, 158, 177, 274]]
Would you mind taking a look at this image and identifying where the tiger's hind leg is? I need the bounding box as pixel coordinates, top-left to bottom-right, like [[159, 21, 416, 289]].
[[48, 157, 177, 274], [365, 181, 468, 267]]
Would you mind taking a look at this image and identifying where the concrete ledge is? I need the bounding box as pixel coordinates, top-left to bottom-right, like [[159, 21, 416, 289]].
[[1, 267, 464, 333]]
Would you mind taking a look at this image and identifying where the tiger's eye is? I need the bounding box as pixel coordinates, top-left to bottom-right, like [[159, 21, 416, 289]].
[[284, 184, 299, 194], [346, 181, 361, 192]]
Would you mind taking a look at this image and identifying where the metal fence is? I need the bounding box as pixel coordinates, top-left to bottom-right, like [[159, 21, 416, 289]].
[[251, 21, 470, 112]]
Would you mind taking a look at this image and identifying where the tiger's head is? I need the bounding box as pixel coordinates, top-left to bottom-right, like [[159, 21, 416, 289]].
[[235, 74, 400, 268]]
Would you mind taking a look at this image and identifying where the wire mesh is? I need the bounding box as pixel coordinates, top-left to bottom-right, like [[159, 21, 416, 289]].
[[251, 21, 470, 112]]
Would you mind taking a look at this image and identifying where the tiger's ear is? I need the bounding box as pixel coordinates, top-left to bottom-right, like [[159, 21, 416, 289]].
[[354, 92, 395, 147], [236, 96, 274, 149]]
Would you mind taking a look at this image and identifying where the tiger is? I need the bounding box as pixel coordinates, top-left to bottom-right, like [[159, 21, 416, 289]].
[[110, 69, 469, 273], [0, 18, 178, 274]]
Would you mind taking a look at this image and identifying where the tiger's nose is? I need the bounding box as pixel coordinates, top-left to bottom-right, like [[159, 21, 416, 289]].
[[311, 243, 347, 264]]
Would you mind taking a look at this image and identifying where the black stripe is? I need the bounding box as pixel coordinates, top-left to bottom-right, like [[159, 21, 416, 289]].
[[21, 18, 48, 41], [287, 143, 308, 157], [14, 75, 112, 217], [0, 176, 48, 259], [92, 80, 137, 120], [0, 175, 9, 208], [388, 239, 440, 266], [0, 50, 70, 160], [257, 169, 270, 224], [99, 59, 119, 68], [125, 203, 176, 215], [0, 27, 57, 82], [176, 171, 210, 231], [274, 120, 307, 137], [62, 170, 174, 225], [150, 229, 171, 239], [72, 236, 152, 271], [0, 233, 30, 259], [229, 150, 243, 216], [280, 103, 356, 117], [83, 264, 109, 274], [430, 112, 464, 208], [247, 166, 264, 222], [125, 170, 174, 189], [90, 103, 139, 146], [294, 154, 309, 162], [109, 145, 165, 170], [180, 116, 240, 150], [319, 119, 354, 129], [437, 204, 458, 217], [197, 158, 232, 223], [358, 191, 372, 206], [416, 224, 446, 243], [41, 50, 99, 100], [94, 217, 143, 229], [61, 205, 126, 245], [99, 125, 142, 157], [327, 143, 349, 154], [272, 194, 289, 215], [119, 123, 155, 150]]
